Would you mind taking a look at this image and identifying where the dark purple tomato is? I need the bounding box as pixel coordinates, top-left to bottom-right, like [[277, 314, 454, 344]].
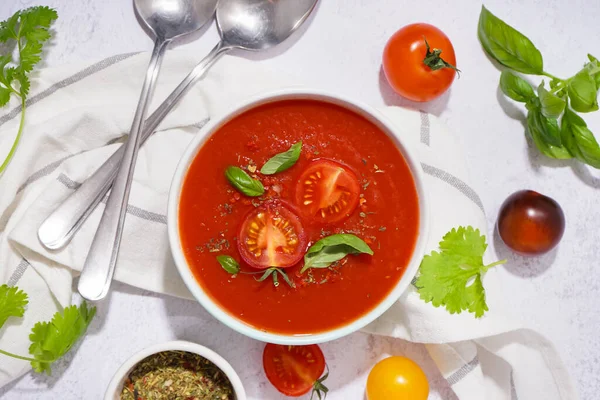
[[497, 190, 565, 256]]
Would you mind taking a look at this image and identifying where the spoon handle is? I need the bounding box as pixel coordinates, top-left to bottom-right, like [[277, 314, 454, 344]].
[[38, 41, 231, 250], [77, 38, 169, 301]]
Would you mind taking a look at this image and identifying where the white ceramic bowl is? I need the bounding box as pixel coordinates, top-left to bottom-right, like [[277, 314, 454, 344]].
[[104, 340, 246, 400], [168, 89, 429, 345]]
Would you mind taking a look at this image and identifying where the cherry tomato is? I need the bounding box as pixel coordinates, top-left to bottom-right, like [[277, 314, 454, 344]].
[[295, 159, 360, 224], [263, 343, 326, 397], [497, 190, 565, 256], [366, 356, 429, 400], [383, 23, 457, 102], [237, 201, 307, 269]]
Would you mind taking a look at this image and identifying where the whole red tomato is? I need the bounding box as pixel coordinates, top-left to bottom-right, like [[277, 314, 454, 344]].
[[383, 23, 457, 102]]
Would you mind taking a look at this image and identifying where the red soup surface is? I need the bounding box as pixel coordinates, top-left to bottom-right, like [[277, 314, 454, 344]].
[[179, 99, 419, 335]]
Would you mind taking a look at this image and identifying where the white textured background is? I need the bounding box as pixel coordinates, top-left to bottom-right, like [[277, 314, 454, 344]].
[[1, 0, 599, 399]]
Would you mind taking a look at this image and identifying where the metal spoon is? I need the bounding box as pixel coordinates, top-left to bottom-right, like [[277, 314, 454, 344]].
[[76, 0, 218, 301], [39, 0, 318, 252]]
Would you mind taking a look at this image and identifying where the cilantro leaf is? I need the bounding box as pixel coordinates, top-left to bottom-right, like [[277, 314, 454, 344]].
[[0, 284, 29, 329], [416, 226, 505, 318], [28, 303, 96, 374], [0, 6, 57, 173]]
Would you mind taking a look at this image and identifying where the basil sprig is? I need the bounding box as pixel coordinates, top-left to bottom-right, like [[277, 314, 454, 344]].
[[301, 234, 373, 273], [479, 6, 600, 169], [225, 166, 264, 197], [216, 255, 240, 274], [260, 141, 302, 175]]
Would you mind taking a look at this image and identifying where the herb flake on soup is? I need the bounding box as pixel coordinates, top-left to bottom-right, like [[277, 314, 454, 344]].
[[179, 100, 419, 334]]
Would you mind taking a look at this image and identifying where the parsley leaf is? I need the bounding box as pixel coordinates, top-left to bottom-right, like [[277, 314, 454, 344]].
[[416, 226, 506, 318], [0, 284, 29, 329], [0, 6, 57, 173], [28, 302, 96, 374]]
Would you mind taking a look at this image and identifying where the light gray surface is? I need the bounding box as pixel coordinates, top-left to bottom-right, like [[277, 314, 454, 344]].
[[1, 0, 599, 399]]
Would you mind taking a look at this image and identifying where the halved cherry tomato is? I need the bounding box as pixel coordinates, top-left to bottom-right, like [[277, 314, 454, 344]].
[[237, 201, 307, 269], [383, 23, 457, 102], [263, 343, 326, 397], [295, 159, 360, 224]]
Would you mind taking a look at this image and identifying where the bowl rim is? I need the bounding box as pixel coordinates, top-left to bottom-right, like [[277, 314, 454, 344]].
[[104, 340, 246, 400], [167, 88, 430, 345]]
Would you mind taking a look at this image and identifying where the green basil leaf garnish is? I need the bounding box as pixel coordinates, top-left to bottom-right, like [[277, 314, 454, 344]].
[[568, 70, 599, 113], [499, 71, 535, 103], [478, 6, 543, 75], [216, 255, 240, 274], [260, 141, 302, 175], [526, 109, 571, 159], [560, 108, 600, 168], [225, 166, 264, 197], [538, 83, 566, 120], [302, 234, 373, 273]]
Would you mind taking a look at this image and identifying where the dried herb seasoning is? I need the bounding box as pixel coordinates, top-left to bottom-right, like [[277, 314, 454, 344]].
[[120, 350, 234, 400]]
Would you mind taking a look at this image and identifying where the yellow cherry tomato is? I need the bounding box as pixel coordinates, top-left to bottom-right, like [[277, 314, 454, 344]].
[[366, 356, 429, 400]]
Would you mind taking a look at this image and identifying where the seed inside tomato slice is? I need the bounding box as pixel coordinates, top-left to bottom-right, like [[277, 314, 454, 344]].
[[263, 343, 326, 397], [295, 159, 360, 223], [237, 201, 307, 270]]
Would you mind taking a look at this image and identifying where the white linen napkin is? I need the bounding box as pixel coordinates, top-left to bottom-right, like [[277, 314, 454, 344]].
[[0, 51, 576, 399]]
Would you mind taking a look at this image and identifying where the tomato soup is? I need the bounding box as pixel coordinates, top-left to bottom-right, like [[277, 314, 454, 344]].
[[179, 100, 419, 334]]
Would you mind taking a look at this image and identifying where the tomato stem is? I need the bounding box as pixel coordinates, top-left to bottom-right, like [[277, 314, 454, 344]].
[[422, 36, 460, 75]]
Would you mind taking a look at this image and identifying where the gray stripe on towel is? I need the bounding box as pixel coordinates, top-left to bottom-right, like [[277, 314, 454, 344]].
[[421, 163, 485, 214], [447, 356, 480, 386], [57, 174, 167, 224], [8, 259, 30, 286], [0, 53, 138, 129], [419, 111, 430, 146], [511, 369, 519, 400]]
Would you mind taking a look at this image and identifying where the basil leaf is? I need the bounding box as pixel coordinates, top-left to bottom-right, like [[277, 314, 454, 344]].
[[561, 108, 600, 168], [302, 234, 373, 273], [478, 6, 543, 75], [260, 141, 302, 175], [568, 70, 599, 113], [216, 255, 240, 274], [499, 71, 535, 103], [225, 166, 264, 197], [585, 54, 600, 89], [526, 109, 571, 158], [538, 83, 565, 119]]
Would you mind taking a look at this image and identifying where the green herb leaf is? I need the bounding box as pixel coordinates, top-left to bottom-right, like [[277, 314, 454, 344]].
[[416, 226, 506, 318], [0, 284, 29, 329], [302, 234, 373, 273], [260, 141, 302, 175], [28, 302, 96, 374], [538, 82, 566, 119], [477, 6, 543, 75], [568, 70, 599, 113], [526, 108, 570, 157], [560, 108, 600, 168], [0, 6, 57, 174], [499, 71, 535, 103], [225, 166, 264, 197], [216, 255, 240, 274]]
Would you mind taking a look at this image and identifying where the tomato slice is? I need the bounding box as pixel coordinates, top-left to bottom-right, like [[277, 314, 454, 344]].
[[237, 201, 307, 270], [263, 343, 326, 397], [295, 159, 360, 223]]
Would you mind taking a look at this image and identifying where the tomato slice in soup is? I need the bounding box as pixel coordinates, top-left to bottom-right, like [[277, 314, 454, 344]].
[[295, 159, 360, 223], [237, 201, 307, 269]]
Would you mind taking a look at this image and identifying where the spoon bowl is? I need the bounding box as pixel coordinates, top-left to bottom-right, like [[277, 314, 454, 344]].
[[218, 0, 318, 50], [135, 0, 217, 40]]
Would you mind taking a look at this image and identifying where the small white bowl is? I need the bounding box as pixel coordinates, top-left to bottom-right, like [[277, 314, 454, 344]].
[[168, 88, 430, 345], [104, 340, 246, 400]]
